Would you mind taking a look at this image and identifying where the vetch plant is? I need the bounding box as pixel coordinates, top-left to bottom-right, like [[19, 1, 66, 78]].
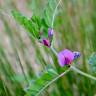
[[11, 0, 96, 96]]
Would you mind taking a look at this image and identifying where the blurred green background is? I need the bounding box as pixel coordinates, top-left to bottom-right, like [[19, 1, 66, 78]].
[[0, 0, 96, 96]]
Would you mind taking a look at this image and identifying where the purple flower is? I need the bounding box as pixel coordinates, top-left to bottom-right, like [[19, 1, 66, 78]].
[[41, 38, 50, 47], [40, 28, 53, 47], [57, 49, 75, 67], [48, 28, 53, 38], [73, 51, 80, 60]]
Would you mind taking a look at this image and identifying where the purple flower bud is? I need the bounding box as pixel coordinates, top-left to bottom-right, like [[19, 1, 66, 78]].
[[48, 28, 53, 38], [57, 49, 74, 67], [41, 38, 50, 47], [73, 51, 80, 60]]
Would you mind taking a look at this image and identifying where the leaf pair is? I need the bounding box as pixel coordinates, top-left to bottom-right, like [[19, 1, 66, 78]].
[[24, 68, 58, 96], [12, 11, 40, 39], [12, 0, 58, 42], [12, 11, 52, 40]]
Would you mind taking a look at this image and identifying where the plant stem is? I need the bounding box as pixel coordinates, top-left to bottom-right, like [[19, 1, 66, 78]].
[[36, 67, 71, 96], [50, 46, 58, 56], [51, 0, 62, 29], [71, 66, 96, 81]]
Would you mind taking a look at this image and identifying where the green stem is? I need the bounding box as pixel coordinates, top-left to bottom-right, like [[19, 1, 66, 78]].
[[71, 66, 96, 81], [51, 0, 62, 29], [50, 46, 58, 56], [50, 47, 96, 81], [36, 67, 71, 96]]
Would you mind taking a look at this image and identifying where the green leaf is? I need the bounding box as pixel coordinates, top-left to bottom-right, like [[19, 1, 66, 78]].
[[31, 15, 41, 28], [42, 0, 57, 26], [10, 74, 25, 82], [12, 11, 39, 39], [88, 53, 96, 73], [24, 68, 58, 96], [11, 0, 58, 42]]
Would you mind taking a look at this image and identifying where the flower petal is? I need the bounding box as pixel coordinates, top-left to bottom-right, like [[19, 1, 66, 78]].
[[58, 51, 65, 67], [62, 49, 74, 61], [57, 49, 74, 67], [73, 51, 80, 60], [48, 28, 53, 38], [41, 38, 50, 47]]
